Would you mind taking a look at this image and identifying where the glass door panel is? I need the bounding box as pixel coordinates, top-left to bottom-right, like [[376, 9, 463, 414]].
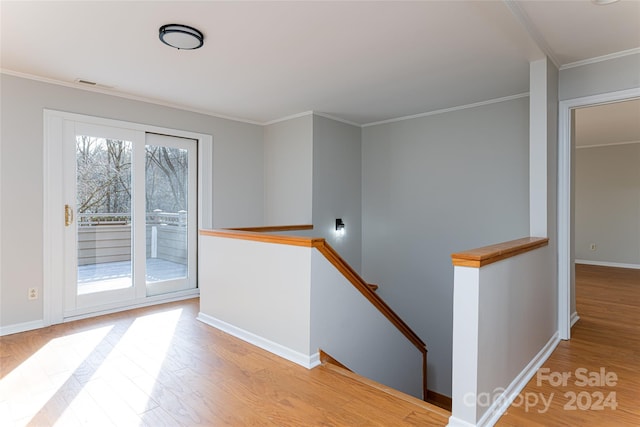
[[144, 134, 197, 296], [145, 145, 188, 283], [76, 135, 133, 295]]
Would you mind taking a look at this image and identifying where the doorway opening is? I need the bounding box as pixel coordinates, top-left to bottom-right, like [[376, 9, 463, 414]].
[[557, 88, 640, 340]]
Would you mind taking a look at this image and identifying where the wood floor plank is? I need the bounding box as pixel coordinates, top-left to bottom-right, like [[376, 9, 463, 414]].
[[0, 298, 447, 426], [497, 264, 640, 426]]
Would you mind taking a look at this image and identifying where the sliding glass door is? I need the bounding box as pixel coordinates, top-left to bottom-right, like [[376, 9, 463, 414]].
[[64, 123, 196, 314]]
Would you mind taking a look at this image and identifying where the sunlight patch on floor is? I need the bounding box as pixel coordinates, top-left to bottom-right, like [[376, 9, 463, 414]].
[[0, 307, 184, 426], [0, 325, 113, 425]]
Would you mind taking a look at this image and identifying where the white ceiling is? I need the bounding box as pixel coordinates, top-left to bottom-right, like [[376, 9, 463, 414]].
[[1, 1, 639, 125]]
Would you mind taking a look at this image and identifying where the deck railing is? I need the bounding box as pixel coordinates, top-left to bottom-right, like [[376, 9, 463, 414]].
[[77, 210, 188, 266], [78, 210, 187, 227]]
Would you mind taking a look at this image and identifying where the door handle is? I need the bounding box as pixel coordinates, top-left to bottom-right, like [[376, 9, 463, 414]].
[[65, 204, 74, 227]]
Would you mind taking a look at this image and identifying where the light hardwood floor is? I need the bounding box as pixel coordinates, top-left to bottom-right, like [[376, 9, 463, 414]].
[[498, 264, 640, 426], [0, 299, 449, 426], [2, 264, 637, 426]]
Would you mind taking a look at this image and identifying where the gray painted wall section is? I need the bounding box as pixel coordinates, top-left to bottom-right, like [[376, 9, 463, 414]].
[[361, 97, 530, 396], [312, 115, 362, 271], [575, 144, 640, 265], [0, 73, 264, 327], [310, 251, 422, 398], [559, 53, 640, 101], [263, 115, 313, 225]]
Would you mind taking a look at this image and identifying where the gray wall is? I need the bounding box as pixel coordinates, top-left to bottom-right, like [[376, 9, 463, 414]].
[[575, 144, 640, 265], [0, 73, 264, 327], [263, 115, 313, 225], [559, 53, 640, 101], [361, 97, 530, 396], [312, 115, 362, 271]]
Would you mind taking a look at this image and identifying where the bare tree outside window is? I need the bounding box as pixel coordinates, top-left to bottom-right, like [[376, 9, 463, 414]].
[[75, 137, 188, 219], [145, 145, 188, 213], [76, 136, 132, 217]]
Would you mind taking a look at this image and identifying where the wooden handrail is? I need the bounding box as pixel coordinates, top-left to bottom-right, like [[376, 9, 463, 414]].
[[228, 224, 313, 233], [316, 240, 428, 400], [200, 228, 426, 353], [451, 237, 549, 268], [200, 226, 428, 399], [315, 242, 427, 353], [200, 228, 324, 248]]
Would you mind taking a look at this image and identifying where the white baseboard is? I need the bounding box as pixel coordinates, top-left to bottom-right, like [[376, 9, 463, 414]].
[[63, 289, 200, 322], [447, 417, 476, 427], [197, 312, 320, 369], [1, 291, 199, 336], [570, 312, 580, 328], [575, 260, 640, 270], [0, 319, 46, 336], [475, 332, 561, 427]]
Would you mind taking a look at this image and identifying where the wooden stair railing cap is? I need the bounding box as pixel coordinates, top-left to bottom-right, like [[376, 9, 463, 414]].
[[451, 236, 549, 268]]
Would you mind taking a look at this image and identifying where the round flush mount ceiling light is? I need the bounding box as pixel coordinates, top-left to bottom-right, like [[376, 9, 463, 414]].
[[159, 24, 204, 50]]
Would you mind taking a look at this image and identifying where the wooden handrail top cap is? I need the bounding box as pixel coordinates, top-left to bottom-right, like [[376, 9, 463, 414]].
[[200, 228, 324, 248], [451, 237, 549, 268]]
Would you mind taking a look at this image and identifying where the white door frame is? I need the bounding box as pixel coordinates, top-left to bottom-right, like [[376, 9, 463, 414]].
[[557, 87, 640, 340], [43, 110, 213, 325]]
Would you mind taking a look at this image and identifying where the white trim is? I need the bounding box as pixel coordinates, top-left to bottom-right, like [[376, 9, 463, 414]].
[[197, 312, 321, 369], [476, 332, 560, 427], [63, 290, 199, 323], [5, 69, 534, 130], [503, 0, 560, 68], [0, 320, 46, 337], [570, 312, 580, 328], [264, 110, 362, 128], [362, 93, 530, 127], [2, 69, 262, 126], [576, 139, 640, 149], [558, 87, 640, 341], [313, 112, 361, 128], [43, 110, 213, 327], [263, 111, 313, 126], [560, 48, 640, 71], [447, 417, 475, 427], [575, 259, 640, 270]]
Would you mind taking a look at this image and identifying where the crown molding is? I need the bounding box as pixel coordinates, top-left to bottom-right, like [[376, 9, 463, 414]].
[[312, 112, 361, 128], [0, 69, 263, 126], [559, 47, 640, 71], [262, 111, 313, 126], [503, 0, 560, 68], [264, 112, 361, 128], [362, 93, 530, 128], [3, 68, 532, 130], [576, 139, 640, 150]]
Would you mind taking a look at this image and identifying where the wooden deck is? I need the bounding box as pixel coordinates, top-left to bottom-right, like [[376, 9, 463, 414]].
[[0, 299, 449, 426], [78, 258, 187, 294]]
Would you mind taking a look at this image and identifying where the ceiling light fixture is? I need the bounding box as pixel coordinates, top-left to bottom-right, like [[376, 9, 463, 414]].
[[159, 24, 204, 50]]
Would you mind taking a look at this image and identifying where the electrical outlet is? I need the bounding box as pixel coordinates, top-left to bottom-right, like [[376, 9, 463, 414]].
[[28, 288, 38, 300], [590, 243, 596, 251]]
